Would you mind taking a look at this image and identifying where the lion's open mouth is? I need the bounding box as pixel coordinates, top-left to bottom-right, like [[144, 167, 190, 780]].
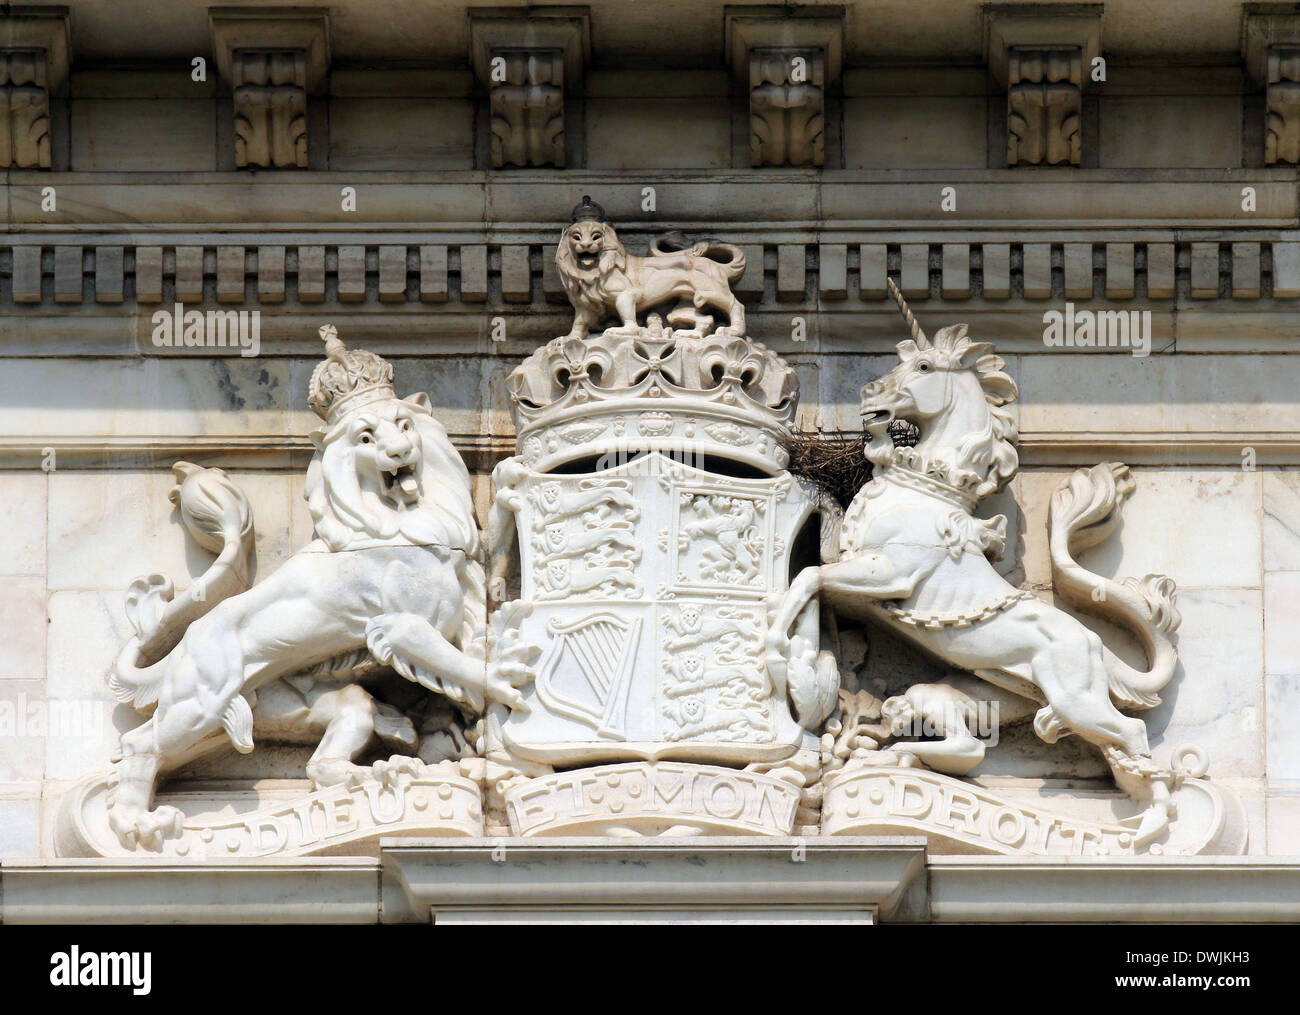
[[576, 251, 599, 269], [381, 463, 420, 504]]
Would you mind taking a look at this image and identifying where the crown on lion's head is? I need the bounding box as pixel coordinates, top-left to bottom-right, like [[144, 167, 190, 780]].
[[303, 325, 479, 555], [308, 324, 398, 425], [556, 195, 627, 296]]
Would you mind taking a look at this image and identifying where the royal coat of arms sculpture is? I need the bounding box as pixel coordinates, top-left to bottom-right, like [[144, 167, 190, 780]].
[[56, 195, 1247, 858]]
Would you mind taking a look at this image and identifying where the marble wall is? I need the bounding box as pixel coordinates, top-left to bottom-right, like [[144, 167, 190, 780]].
[[0, 339, 1293, 855], [2, 4, 1298, 868]]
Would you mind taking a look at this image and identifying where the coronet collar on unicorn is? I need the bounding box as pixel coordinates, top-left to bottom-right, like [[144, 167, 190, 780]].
[[874, 446, 982, 513], [307, 323, 399, 425]]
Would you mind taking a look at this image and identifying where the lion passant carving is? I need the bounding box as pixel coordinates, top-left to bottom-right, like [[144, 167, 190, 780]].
[[97, 326, 530, 850], [557, 194, 748, 340]]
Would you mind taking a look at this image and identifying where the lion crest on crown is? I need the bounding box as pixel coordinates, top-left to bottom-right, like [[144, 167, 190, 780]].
[[556, 194, 749, 340]]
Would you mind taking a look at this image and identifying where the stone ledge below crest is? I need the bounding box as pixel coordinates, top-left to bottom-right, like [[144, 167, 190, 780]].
[[7, 843, 1300, 924]]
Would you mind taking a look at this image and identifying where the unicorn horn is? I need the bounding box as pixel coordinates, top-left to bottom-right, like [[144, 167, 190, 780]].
[[886, 277, 929, 348]]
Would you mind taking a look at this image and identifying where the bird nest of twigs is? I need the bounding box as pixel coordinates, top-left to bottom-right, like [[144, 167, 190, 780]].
[[780, 429, 871, 509], [781, 421, 920, 510]]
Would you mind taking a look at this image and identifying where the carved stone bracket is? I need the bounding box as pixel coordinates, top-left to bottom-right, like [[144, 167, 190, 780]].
[[1006, 47, 1082, 166], [984, 4, 1102, 167], [209, 7, 330, 169], [725, 6, 843, 168], [0, 8, 71, 170], [1265, 47, 1300, 164], [1243, 9, 1300, 165], [468, 7, 590, 168], [749, 48, 825, 167], [487, 50, 565, 167]]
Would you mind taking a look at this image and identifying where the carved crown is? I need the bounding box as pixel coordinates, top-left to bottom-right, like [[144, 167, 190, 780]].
[[507, 318, 799, 474], [307, 324, 397, 425], [570, 194, 607, 223]]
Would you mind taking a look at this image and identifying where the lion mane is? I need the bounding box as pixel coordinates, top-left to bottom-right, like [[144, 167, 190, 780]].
[[556, 221, 630, 317], [305, 394, 480, 556]]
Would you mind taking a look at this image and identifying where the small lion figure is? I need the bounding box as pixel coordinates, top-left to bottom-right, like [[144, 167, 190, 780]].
[[556, 194, 747, 340]]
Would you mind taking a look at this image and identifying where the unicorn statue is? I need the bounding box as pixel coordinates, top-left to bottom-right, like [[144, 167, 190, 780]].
[[768, 280, 1184, 844]]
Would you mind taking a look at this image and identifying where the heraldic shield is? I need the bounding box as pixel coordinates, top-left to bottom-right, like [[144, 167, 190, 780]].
[[499, 452, 826, 766]]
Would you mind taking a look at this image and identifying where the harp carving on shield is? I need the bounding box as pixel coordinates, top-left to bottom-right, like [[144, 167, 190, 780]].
[[535, 613, 643, 740]]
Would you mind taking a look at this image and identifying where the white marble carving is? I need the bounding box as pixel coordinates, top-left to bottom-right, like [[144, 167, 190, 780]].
[[506, 762, 801, 837], [59, 326, 521, 855], [1267, 47, 1300, 165], [749, 49, 825, 167], [984, 6, 1100, 168], [768, 280, 1237, 851], [556, 196, 748, 341], [480, 197, 838, 835], [473, 201, 1247, 855], [494, 453, 825, 766], [1006, 48, 1082, 166], [209, 9, 328, 170], [467, 9, 589, 170], [489, 51, 565, 168], [56, 199, 1251, 861], [821, 764, 1245, 857], [58, 764, 485, 859], [0, 10, 68, 170], [725, 8, 842, 169]]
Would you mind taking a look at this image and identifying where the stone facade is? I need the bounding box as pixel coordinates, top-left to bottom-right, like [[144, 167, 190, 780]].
[[1, 0, 1300, 923]]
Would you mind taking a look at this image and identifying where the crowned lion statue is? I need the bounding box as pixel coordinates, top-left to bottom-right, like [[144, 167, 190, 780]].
[[104, 326, 532, 850], [556, 195, 748, 340]]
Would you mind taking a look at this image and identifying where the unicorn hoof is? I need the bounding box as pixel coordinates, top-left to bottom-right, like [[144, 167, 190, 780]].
[[1127, 803, 1172, 849]]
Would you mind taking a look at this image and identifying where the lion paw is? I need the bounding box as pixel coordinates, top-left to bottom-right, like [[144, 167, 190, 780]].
[[485, 673, 531, 713], [486, 639, 538, 712], [109, 804, 185, 852], [764, 627, 792, 684], [306, 757, 371, 791], [764, 626, 791, 656], [365, 614, 424, 683], [371, 755, 428, 788]]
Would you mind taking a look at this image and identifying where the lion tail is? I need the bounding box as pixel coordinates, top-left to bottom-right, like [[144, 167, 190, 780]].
[[112, 463, 256, 706], [1048, 462, 1180, 710], [108, 644, 163, 709], [704, 242, 747, 282]]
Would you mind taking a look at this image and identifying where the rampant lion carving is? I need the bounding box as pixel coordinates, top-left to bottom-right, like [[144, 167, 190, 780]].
[[103, 327, 532, 850], [557, 195, 747, 340]]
